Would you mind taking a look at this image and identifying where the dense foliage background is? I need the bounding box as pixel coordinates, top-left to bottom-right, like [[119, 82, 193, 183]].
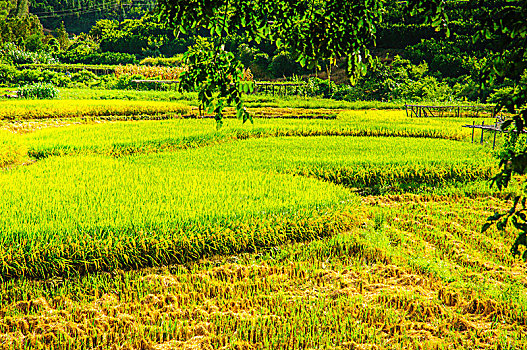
[[0, 0, 523, 105]]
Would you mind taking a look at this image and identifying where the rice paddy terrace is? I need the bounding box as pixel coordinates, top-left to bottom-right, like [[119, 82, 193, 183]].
[[0, 94, 526, 349]]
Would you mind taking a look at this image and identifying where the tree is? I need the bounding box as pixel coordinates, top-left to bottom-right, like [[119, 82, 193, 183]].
[[157, 0, 446, 124], [12, 0, 28, 18], [0, 0, 42, 44], [0, 0, 16, 20], [480, 1, 527, 259], [54, 21, 70, 51], [158, 0, 431, 123]]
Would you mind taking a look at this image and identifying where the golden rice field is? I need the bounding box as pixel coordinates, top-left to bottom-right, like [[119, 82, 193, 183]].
[[0, 99, 190, 120], [115, 64, 185, 80], [0, 99, 525, 349]]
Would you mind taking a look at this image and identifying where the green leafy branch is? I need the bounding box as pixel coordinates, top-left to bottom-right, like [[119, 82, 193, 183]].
[[179, 37, 252, 126], [157, 0, 390, 122], [481, 1, 527, 259]]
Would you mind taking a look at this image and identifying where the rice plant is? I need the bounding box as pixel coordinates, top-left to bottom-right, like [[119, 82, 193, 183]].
[[0, 135, 495, 280]]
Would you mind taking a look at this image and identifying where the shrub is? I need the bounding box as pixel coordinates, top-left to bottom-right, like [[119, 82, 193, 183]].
[[0, 66, 72, 87], [0, 64, 17, 86], [18, 82, 59, 99], [59, 51, 137, 65], [25, 34, 46, 52], [0, 43, 57, 65], [347, 55, 456, 102], [405, 38, 466, 78], [305, 77, 337, 98], [330, 84, 354, 100], [71, 70, 99, 84], [112, 74, 144, 90]]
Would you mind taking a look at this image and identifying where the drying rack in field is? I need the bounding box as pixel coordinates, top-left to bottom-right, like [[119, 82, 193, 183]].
[[405, 104, 495, 118], [462, 119, 507, 149], [254, 82, 305, 96]]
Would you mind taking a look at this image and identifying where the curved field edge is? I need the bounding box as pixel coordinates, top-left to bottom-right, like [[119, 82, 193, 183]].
[[1, 110, 499, 162], [0, 207, 363, 280], [24, 126, 470, 160]]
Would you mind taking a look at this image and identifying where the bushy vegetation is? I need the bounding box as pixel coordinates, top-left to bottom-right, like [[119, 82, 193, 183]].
[[0, 43, 57, 65], [0, 1, 518, 105], [17, 82, 58, 99]]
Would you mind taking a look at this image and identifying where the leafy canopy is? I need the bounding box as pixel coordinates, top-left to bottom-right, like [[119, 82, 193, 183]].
[[157, 0, 445, 123], [480, 1, 527, 259]]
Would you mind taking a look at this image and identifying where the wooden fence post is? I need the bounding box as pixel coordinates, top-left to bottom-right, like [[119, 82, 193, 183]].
[[493, 118, 498, 149]]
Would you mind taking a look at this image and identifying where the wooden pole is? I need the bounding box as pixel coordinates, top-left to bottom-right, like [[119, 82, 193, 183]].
[[472, 121, 475, 143], [480, 121, 485, 145], [493, 118, 498, 150]]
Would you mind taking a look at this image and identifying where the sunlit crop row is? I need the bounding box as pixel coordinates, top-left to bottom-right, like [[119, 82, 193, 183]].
[[0, 110, 496, 161], [0, 195, 526, 349], [0, 130, 26, 168]]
